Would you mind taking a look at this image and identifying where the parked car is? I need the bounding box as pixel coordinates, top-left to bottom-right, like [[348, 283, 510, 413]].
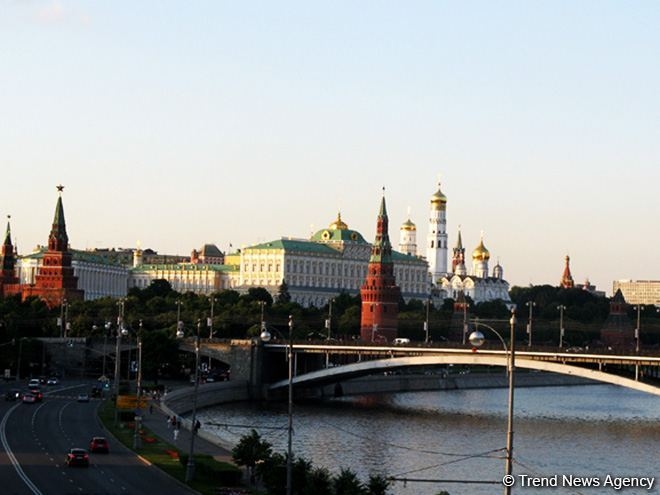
[[65, 448, 89, 467], [89, 437, 109, 453]]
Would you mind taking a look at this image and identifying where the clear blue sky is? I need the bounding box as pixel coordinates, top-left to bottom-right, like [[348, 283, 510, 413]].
[[2, 1, 659, 295]]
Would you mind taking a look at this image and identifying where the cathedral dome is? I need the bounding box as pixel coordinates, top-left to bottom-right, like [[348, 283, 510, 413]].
[[401, 218, 416, 231], [430, 183, 447, 210], [472, 238, 490, 261], [329, 212, 348, 230]]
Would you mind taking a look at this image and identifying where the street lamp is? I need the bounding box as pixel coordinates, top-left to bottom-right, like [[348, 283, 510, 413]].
[[633, 305, 644, 381], [525, 301, 535, 347], [325, 298, 333, 340], [557, 305, 566, 349], [207, 296, 216, 369], [181, 319, 201, 482], [132, 319, 144, 450], [468, 310, 517, 495], [424, 298, 430, 343], [113, 299, 128, 424], [259, 315, 294, 495]]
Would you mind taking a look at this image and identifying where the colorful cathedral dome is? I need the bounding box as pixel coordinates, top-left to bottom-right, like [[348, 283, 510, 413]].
[[430, 183, 447, 210], [401, 218, 416, 231], [310, 212, 367, 243], [328, 212, 348, 230], [472, 237, 490, 261]]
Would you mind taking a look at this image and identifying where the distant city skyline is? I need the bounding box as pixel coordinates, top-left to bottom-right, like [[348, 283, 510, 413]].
[[2, 1, 659, 296]]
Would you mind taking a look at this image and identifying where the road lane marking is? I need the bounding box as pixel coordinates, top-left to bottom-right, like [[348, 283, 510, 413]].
[[0, 404, 44, 495]]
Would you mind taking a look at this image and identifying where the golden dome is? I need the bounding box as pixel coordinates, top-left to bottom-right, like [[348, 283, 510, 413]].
[[472, 237, 490, 261], [401, 218, 416, 231], [329, 212, 348, 230], [430, 183, 447, 210]]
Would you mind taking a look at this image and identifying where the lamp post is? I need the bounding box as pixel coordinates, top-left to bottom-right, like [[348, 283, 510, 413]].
[[184, 319, 201, 482], [525, 301, 535, 347], [286, 315, 294, 495], [113, 299, 128, 424], [325, 298, 333, 340], [462, 302, 469, 345], [468, 311, 517, 495], [259, 316, 294, 495], [207, 296, 216, 369], [557, 305, 566, 349], [633, 305, 643, 381], [133, 320, 143, 449], [424, 298, 430, 343]]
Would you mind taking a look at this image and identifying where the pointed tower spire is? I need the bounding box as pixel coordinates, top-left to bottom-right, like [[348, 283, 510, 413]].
[[451, 225, 466, 274], [426, 179, 448, 282], [49, 184, 69, 252], [0, 215, 20, 295], [22, 185, 83, 307], [360, 190, 401, 343], [560, 255, 575, 288]]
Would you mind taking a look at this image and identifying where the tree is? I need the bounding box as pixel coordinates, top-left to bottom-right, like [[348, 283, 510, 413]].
[[333, 468, 365, 495], [231, 429, 273, 487], [276, 279, 292, 304], [366, 473, 390, 495]]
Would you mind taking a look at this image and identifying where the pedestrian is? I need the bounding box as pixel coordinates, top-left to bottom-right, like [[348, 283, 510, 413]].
[[166, 416, 172, 429], [149, 403, 154, 414], [173, 427, 179, 442], [194, 419, 201, 434]]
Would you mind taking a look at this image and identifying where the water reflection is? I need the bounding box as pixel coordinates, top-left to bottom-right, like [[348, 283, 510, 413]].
[[199, 385, 660, 495]]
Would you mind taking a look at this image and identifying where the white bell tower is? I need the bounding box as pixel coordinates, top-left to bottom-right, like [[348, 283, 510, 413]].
[[426, 181, 448, 283]]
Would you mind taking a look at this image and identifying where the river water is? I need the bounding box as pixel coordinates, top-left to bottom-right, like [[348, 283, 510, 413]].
[[198, 384, 660, 494]]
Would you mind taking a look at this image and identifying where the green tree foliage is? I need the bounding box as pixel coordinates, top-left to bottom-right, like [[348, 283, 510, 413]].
[[333, 467, 365, 494], [276, 279, 292, 304], [231, 429, 273, 486]]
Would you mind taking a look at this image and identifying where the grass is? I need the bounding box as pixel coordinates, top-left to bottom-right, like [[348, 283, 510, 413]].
[[98, 400, 248, 495]]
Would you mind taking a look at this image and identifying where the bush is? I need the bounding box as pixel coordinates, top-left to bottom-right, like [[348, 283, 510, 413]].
[[179, 453, 242, 486]]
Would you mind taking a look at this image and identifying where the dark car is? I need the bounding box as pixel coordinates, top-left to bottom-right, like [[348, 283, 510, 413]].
[[77, 393, 90, 403], [65, 448, 89, 467], [4, 389, 22, 401], [89, 437, 109, 453]]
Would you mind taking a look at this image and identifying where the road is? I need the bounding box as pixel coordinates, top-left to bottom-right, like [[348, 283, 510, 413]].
[[1, 381, 197, 495]]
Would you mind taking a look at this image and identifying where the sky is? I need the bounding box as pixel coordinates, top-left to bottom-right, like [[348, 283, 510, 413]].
[[1, 1, 659, 296]]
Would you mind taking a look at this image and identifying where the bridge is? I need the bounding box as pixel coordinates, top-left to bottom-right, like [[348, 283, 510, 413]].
[[183, 340, 660, 399]]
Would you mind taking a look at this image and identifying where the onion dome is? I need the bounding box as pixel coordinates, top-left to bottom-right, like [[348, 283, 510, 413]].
[[472, 236, 490, 261], [401, 218, 416, 231], [329, 212, 348, 230], [430, 182, 447, 210]]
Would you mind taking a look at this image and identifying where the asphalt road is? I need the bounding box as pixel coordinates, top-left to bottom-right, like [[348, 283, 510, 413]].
[[1, 381, 198, 495]]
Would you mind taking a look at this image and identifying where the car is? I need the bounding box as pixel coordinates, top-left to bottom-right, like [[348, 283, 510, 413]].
[[28, 378, 40, 388], [65, 448, 89, 467], [22, 393, 36, 404], [47, 377, 59, 385], [31, 389, 44, 402], [77, 393, 90, 403], [89, 437, 109, 453], [4, 389, 21, 401]]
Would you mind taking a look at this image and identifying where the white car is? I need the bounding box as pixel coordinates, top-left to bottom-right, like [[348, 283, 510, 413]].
[[47, 377, 59, 385], [28, 379, 41, 388]]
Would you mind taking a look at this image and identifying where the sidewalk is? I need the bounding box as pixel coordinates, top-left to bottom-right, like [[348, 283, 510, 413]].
[[140, 398, 235, 464]]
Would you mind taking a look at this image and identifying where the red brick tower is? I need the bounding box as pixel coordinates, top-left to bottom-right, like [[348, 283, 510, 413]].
[[360, 192, 401, 343], [0, 216, 21, 296], [22, 186, 84, 307], [560, 255, 575, 289]]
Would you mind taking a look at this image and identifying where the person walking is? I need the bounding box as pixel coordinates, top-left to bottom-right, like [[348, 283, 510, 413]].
[[173, 427, 179, 442]]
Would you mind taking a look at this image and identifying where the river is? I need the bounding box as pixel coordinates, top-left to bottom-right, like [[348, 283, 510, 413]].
[[197, 384, 660, 494]]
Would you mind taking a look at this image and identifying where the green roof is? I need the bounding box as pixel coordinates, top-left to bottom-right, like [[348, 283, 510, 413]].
[[310, 228, 367, 243], [20, 247, 123, 267], [245, 238, 341, 255]]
